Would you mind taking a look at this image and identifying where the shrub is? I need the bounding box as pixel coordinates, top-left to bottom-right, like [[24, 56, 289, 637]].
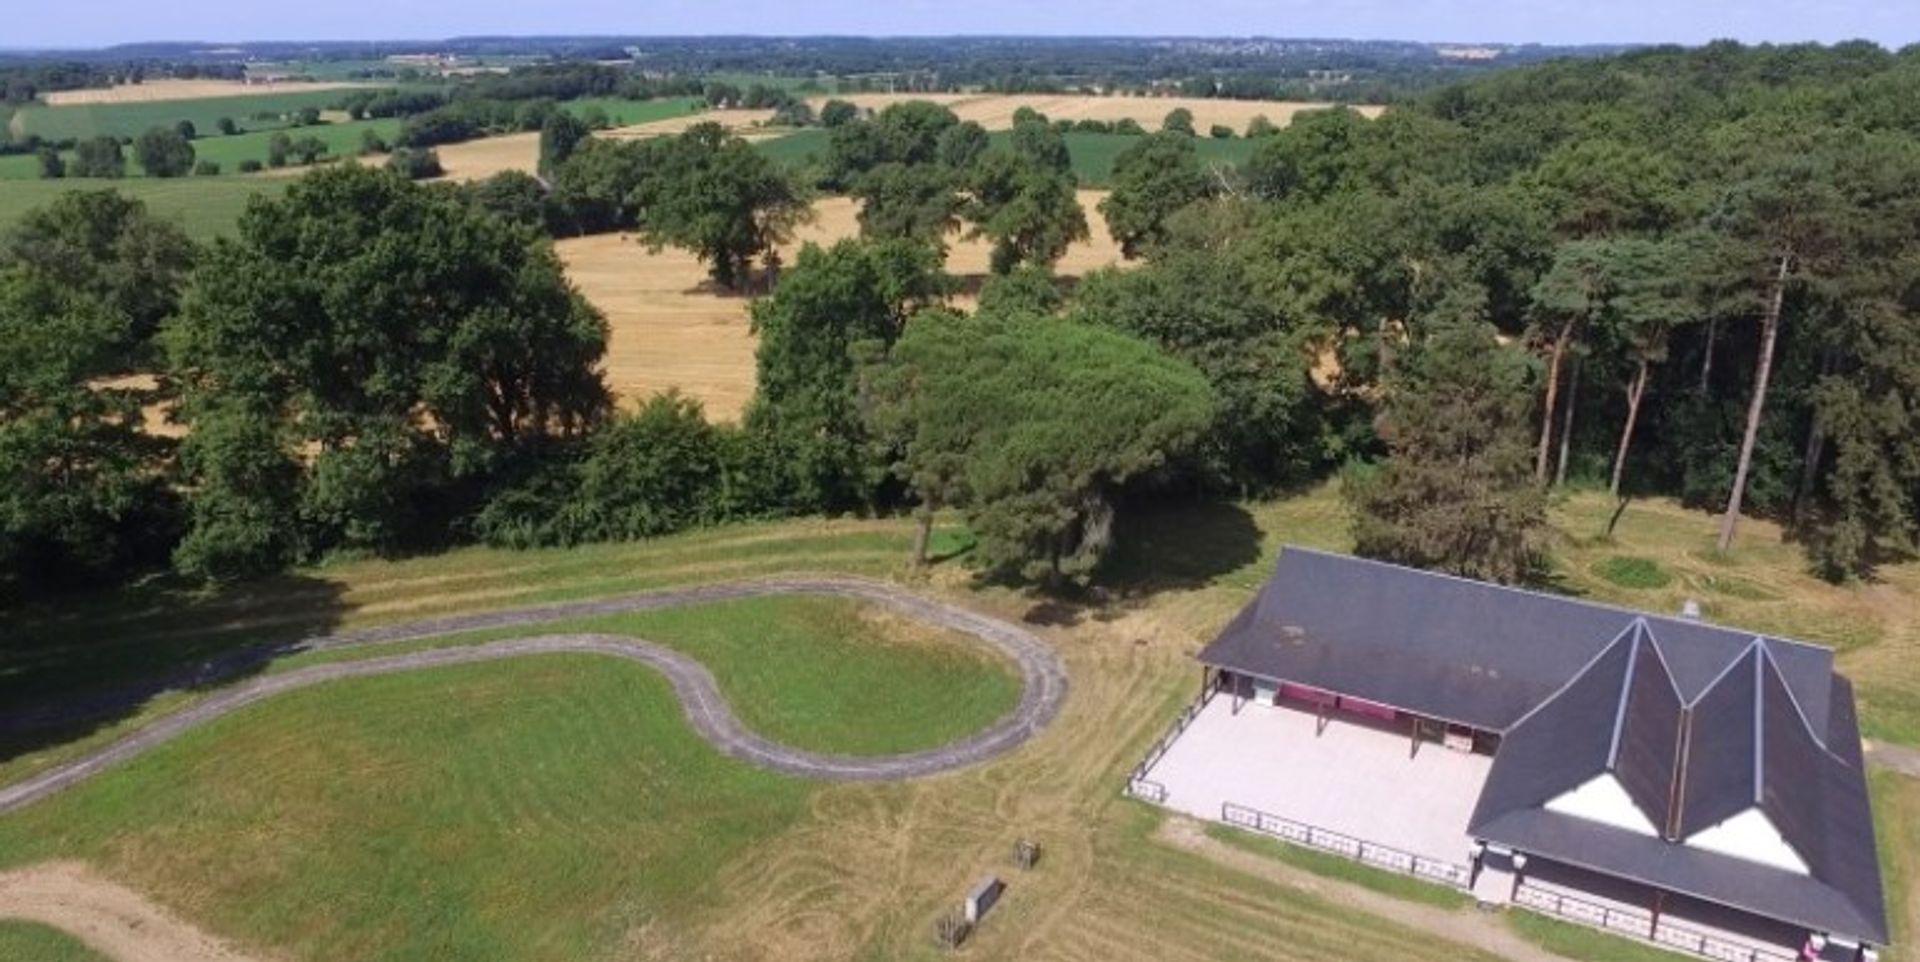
[[1210, 124, 1235, 139], [237, 158, 263, 173], [289, 136, 329, 165], [474, 393, 779, 548], [1113, 118, 1146, 135], [71, 136, 126, 178], [134, 126, 196, 177], [385, 147, 444, 180], [35, 147, 64, 179], [193, 159, 222, 176], [215, 117, 238, 136], [1594, 555, 1673, 590]]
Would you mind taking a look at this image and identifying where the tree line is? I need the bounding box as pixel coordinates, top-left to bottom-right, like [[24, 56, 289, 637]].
[[8, 40, 1920, 607]]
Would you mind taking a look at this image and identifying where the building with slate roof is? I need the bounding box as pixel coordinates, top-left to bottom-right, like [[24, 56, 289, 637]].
[[1173, 548, 1886, 962]]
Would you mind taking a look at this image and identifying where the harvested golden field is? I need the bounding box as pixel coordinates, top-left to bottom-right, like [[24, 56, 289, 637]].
[[297, 132, 543, 184], [559, 190, 1122, 421], [604, 107, 780, 140], [811, 93, 1384, 132], [426, 132, 541, 182], [598, 94, 1384, 142], [41, 80, 370, 105]]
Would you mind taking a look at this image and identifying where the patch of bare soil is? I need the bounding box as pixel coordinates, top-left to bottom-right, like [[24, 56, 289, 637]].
[[0, 862, 272, 962]]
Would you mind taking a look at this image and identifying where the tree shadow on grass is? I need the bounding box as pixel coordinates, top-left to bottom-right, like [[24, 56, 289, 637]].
[[1018, 498, 1265, 629], [0, 572, 349, 767]]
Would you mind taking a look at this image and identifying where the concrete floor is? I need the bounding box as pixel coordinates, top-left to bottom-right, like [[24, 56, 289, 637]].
[[1142, 697, 1493, 868]]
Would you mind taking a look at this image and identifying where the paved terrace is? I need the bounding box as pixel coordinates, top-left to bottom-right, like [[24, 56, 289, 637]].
[[1141, 697, 1493, 869]]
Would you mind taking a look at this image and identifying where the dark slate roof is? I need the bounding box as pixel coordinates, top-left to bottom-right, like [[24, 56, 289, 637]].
[[1198, 548, 1834, 734], [1614, 627, 1686, 829], [1468, 632, 1638, 816], [1472, 806, 1887, 944], [1201, 548, 1884, 944]]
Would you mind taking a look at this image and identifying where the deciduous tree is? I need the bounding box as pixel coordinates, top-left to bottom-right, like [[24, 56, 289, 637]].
[[1099, 133, 1212, 258], [167, 166, 610, 577]]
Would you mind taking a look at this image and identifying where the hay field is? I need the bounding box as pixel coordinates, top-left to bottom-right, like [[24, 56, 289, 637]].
[[303, 133, 541, 184], [42, 80, 371, 106], [603, 106, 779, 140], [559, 190, 1121, 421], [600, 95, 1383, 142], [815, 93, 1383, 132], [417, 132, 540, 182]]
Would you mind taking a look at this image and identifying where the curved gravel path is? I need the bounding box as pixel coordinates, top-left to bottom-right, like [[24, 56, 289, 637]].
[[0, 578, 1068, 815]]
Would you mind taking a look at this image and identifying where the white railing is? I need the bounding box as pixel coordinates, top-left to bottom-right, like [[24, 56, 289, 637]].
[[1125, 777, 1167, 803], [1220, 801, 1474, 888], [1515, 883, 1799, 962]]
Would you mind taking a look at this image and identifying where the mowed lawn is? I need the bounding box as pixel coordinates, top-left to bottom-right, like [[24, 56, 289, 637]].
[[0, 921, 109, 961], [0, 658, 817, 961], [269, 593, 1024, 757]]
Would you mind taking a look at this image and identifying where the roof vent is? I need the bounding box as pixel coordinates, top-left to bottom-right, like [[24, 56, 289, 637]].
[[1680, 599, 1703, 621]]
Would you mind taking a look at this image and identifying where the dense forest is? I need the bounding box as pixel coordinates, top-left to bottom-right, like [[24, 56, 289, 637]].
[[5, 40, 1920, 604]]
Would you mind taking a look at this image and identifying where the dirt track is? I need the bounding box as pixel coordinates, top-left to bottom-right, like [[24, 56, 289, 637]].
[[0, 862, 272, 962], [0, 578, 1069, 815]]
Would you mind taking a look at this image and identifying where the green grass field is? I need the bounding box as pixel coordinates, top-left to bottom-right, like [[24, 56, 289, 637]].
[[756, 128, 1260, 186], [0, 921, 109, 961], [9, 88, 364, 142], [0, 176, 285, 241], [272, 593, 1022, 757], [0, 658, 816, 961], [0, 119, 406, 181], [563, 96, 705, 126]]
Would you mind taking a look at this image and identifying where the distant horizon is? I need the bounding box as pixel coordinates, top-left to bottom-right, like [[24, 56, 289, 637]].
[[1, 34, 1662, 55], [9, 1, 1916, 51]]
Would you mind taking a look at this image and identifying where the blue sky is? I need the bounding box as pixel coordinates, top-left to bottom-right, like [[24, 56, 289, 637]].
[[9, 1, 1916, 49]]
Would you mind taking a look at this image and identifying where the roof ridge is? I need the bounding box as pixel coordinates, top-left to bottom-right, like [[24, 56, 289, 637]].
[[1606, 624, 1646, 769], [1756, 640, 1835, 755], [1276, 546, 1834, 657], [1684, 636, 1764, 709], [1632, 620, 1689, 702], [1504, 620, 1639, 734]]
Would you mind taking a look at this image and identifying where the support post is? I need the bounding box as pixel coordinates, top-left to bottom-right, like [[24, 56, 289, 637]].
[[1650, 890, 1665, 940]]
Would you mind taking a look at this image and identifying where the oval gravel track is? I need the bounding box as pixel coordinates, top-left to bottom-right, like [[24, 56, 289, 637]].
[[0, 578, 1069, 815]]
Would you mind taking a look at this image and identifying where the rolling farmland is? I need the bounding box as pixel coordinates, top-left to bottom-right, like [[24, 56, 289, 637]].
[[8, 89, 365, 141], [559, 190, 1124, 421], [40, 79, 374, 106], [0, 177, 285, 241]]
